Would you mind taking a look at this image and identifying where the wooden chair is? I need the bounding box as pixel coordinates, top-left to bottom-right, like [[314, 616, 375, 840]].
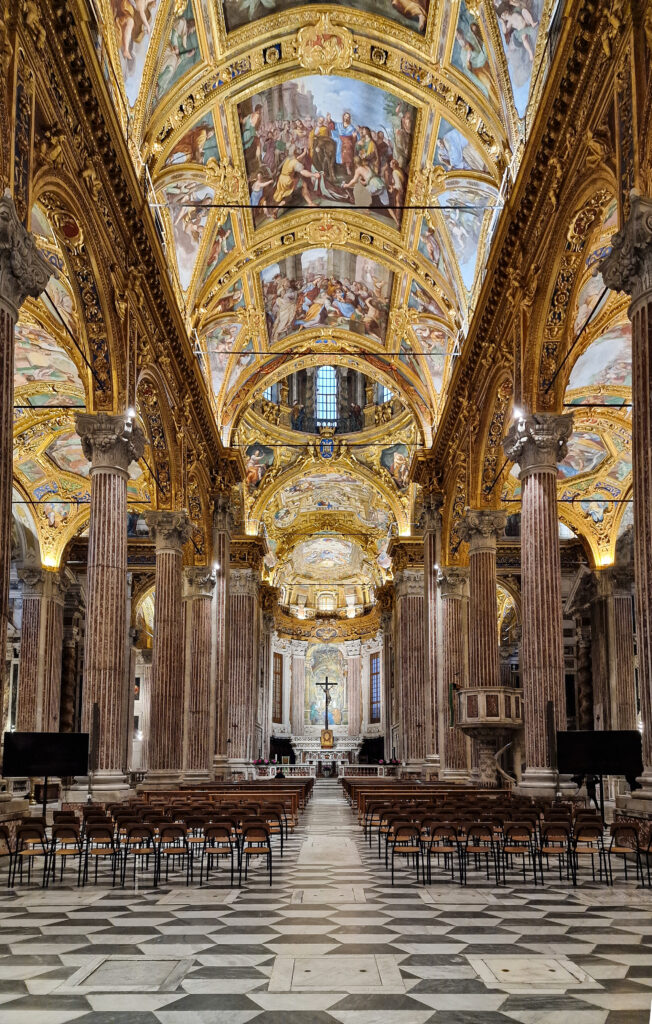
[[460, 823, 499, 885], [572, 824, 608, 885], [539, 822, 574, 883], [607, 824, 644, 886], [47, 824, 83, 886], [0, 825, 15, 887], [121, 825, 157, 888], [201, 824, 236, 886], [391, 823, 421, 885], [423, 825, 460, 885], [501, 821, 540, 885], [83, 825, 120, 886], [239, 824, 272, 886], [12, 824, 49, 887], [157, 825, 191, 886]]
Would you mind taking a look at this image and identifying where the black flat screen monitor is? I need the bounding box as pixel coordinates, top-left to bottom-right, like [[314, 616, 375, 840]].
[[557, 730, 642, 788], [2, 732, 89, 778]]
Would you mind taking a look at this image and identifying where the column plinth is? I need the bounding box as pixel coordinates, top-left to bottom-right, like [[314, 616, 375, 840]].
[[437, 567, 469, 782], [0, 193, 52, 736], [145, 511, 192, 788], [183, 567, 215, 784], [503, 412, 573, 797], [76, 413, 145, 796]]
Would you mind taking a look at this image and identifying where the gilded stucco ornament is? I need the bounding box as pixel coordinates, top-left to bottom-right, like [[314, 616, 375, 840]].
[[295, 14, 355, 76]]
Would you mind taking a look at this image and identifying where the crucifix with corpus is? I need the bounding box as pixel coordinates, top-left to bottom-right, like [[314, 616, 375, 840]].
[[317, 676, 337, 733]]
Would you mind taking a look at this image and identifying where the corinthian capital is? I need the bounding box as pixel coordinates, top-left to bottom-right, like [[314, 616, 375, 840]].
[[183, 565, 216, 599], [437, 566, 468, 599], [502, 413, 573, 476], [600, 192, 652, 305], [456, 508, 506, 553], [145, 510, 192, 552], [75, 412, 145, 475], [0, 190, 53, 316]]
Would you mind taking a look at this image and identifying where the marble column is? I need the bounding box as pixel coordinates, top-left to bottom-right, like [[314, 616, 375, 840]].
[[76, 413, 145, 792], [346, 640, 362, 737], [394, 568, 429, 766], [144, 511, 192, 786], [457, 509, 506, 687], [211, 493, 231, 776], [259, 612, 274, 758], [503, 413, 573, 794], [227, 568, 260, 766], [16, 567, 67, 732], [423, 497, 442, 770], [590, 569, 636, 732], [601, 195, 652, 797], [437, 567, 469, 780], [379, 596, 394, 756], [182, 567, 215, 783], [0, 194, 52, 724], [290, 640, 305, 737], [135, 650, 152, 770], [59, 626, 79, 733]]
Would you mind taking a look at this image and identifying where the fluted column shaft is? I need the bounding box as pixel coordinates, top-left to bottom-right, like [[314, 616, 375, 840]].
[[228, 569, 259, 763], [457, 509, 506, 687], [183, 568, 215, 781], [0, 195, 52, 732], [59, 627, 79, 733], [259, 615, 274, 757], [346, 642, 362, 737], [76, 413, 145, 786], [211, 497, 231, 773], [16, 568, 66, 732], [589, 570, 636, 731], [394, 569, 428, 763], [438, 568, 469, 778], [504, 414, 572, 790], [145, 511, 191, 782], [423, 500, 442, 763], [290, 642, 305, 735]]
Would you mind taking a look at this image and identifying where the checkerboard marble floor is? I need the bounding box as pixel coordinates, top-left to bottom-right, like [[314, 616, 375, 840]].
[[0, 780, 651, 1023]]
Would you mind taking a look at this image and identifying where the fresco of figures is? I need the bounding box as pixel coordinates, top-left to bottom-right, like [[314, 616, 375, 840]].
[[493, 0, 543, 117], [153, 1, 201, 109], [566, 324, 632, 394], [223, 0, 429, 35], [261, 248, 392, 343], [440, 183, 497, 291], [163, 178, 214, 290], [272, 472, 392, 531], [573, 271, 609, 333], [305, 643, 347, 727], [380, 442, 410, 490], [46, 431, 91, 478], [412, 321, 449, 393], [408, 281, 446, 319], [15, 323, 82, 391], [110, 0, 161, 106], [239, 75, 416, 228], [165, 112, 219, 165], [558, 431, 608, 479], [245, 442, 274, 493], [202, 216, 236, 284], [203, 320, 242, 400], [452, 2, 498, 102], [434, 118, 487, 172]]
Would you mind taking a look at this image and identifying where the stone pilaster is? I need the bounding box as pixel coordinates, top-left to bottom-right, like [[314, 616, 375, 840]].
[[227, 568, 259, 765], [589, 569, 636, 732], [379, 594, 394, 755], [290, 640, 305, 736], [457, 509, 506, 688], [59, 626, 79, 733], [144, 511, 192, 786], [16, 567, 67, 733], [345, 640, 362, 737], [76, 412, 145, 793], [437, 567, 469, 780], [503, 412, 573, 795], [183, 567, 215, 783], [135, 650, 152, 771], [423, 497, 442, 769], [259, 612, 274, 757], [0, 193, 52, 731], [394, 568, 428, 766], [211, 493, 232, 776]]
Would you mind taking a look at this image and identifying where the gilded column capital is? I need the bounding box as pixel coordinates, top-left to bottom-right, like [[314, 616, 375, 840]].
[[145, 510, 192, 552], [437, 566, 469, 599], [600, 192, 652, 307], [75, 412, 145, 477], [0, 190, 53, 317], [183, 565, 216, 599], [502, 413, 573, 477], [457, 508, 506, 554]]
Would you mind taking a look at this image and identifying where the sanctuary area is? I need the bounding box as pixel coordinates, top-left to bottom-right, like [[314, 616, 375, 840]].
[[0, 1, 651, 1022]]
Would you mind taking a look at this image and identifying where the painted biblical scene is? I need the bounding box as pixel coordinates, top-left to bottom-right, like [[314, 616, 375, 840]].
[[440, 184, 495, 291], [291, 535, 358, 580], [574, 271, 609, 333], [272, 472, 392, 531], [400, 339, 429, 393], [223, 0, 430, 35], [41, 276, 77, 335], [110, 0, 161, 107], [202, 216, 236, 284], [452, 2, 498, 103], [245, 442, 274, 493], [46, 432, 90, 478], [566, 323, 632, 393], [408, 281, 446, 318], [558, 431, 609, 479], [203, 320, 242, 399], [434, 118, 487, 172], [215, 279, 245, 314], [152, 1, 201, 110], [163, 179, 214, 290], [15, 324, 83, 390], [261, 248, 392, 343], [30, 204, 54, 240], [493, 0, 543, 117], [165, 112, 219, 165], [412, 320, 449, 392], [305, 643, 348, 728], [380, 442, 410, 489], [238, 75, 416, 228], [17, 459, 47, 486]]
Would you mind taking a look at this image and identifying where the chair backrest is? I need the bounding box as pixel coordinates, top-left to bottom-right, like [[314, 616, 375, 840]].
[[610, 824, 638, 849], [394, 824, 419, 842], [125, 824, 155, 845], [242, 824, 270, 842], [467, 823, 493, 843], [504, 822, 534, 841], [542, 821, 571, 841], [432, 825, 457, 843], [16, 824, 46, 849], [159, 825, 186, 844], [574, 824, 603, 843], [205, 824, 232, 843], [51, 824, 80, 843], [86, 825, 115, 844], [53, 812, 78, 823]]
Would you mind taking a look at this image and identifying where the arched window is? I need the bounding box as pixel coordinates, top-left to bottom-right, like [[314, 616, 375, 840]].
[[316, 365, 338, 425], [317, 592, 336, 612]]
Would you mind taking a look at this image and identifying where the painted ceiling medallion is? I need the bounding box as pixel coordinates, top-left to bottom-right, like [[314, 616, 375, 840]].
[[295, 14, 355, 76]]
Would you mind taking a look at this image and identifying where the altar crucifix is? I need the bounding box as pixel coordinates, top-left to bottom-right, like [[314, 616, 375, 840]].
[[317, 677, 337, 731]]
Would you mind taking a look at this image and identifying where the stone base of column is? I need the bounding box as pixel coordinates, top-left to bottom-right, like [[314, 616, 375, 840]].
[[514, 767, 565, 799], [439, 768, 470, 784], [400, 760, 427, 779], [227, 758, 253, 779], [619, 769, 652, 813], [425, 754, 440, 780], [67, 771, 132, 805], [212, 755, 230, 780], [144, 769, 184, 790], [183, 769, 211, 786]]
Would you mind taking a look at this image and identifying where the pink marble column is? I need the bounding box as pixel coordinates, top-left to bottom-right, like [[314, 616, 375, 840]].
[[76, 413, 145, 792], [259, 613, 274, 758], [144, 511, 192, 786], [457, 510, 506, 687], [211, 494, 231, 776], [346, 641, 362, 737], [503, 413, 573, 794], [290, 641, 305, 736], [227, 568, 259, 765], [394, 568, 429, 765], [423, 497, 442, 768], [0, 194, 52, 728], [135, 650, 152, 770], [590, 569, 636, 732], [183, 567, 215, 783], [602, 201, 652, 796], [437, 567, 469, 780], [16, 567, 67, 733]]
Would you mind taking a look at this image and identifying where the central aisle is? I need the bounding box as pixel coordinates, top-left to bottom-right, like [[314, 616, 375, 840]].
[[0, 780, 649, 1022]]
